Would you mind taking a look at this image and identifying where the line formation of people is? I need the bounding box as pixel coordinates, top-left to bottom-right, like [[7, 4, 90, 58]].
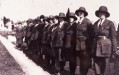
[[12, 6, 119, 75]]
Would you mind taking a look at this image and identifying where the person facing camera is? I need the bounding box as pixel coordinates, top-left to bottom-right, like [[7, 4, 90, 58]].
[[92, 6, 117, 75], [75, 7, 93, 75]]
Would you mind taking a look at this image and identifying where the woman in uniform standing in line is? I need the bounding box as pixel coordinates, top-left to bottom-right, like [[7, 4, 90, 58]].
[[64, 12, 77, 75], [75, 7, 93, 75], [92, 6, 117, 75]]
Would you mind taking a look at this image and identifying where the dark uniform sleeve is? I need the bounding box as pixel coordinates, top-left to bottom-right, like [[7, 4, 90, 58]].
[[109, 21, 117, 53], [87, 20, 94, 57]]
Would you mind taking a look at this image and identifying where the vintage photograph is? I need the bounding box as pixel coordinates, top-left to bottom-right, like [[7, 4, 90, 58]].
[[0, 0, 119, 75]]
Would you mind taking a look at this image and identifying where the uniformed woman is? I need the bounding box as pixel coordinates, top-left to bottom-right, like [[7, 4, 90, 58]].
[[92, 6, 117, 75], [75, 7, 93, 75], [65, 12, 77, 75]]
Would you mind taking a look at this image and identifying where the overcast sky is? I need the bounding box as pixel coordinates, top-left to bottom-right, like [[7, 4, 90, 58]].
[[0, 0, 119, 23]]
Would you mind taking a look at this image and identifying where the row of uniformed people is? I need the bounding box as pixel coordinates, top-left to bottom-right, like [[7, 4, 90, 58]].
[[16, 6, 118, 75], [22, 8, 92, 75]]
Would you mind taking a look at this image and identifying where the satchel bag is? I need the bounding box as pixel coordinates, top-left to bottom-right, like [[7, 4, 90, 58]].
[[76, 36, 87, 51], [96, 38, 112, 57]]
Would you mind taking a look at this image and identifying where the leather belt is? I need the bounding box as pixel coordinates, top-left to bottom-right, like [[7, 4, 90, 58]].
[[97, 36, 107, 40]]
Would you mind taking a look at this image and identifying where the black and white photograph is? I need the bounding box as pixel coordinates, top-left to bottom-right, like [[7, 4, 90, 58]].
[[0, 0, 119, 75]]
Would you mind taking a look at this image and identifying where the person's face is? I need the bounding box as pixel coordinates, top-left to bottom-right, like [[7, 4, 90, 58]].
[[28, 22, 33, 26], [78, 11, 85, 17], [18, 24, 22, 27], [40, 18, 44, 22], [23, 22, 27, 26], [59, 18, 64, 22], [69, 17, 74, 23], [98, 12, 106, 19], [27, 21, 31, 25], [33, 21, 37, 25], [27, 22, 29, 25], [54, 18, 58, 24]]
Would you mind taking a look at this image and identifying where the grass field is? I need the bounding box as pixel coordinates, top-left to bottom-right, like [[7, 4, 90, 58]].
[[0, 41, 25, 75]]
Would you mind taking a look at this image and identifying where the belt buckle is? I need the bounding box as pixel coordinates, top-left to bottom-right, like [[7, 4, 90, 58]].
[[98, 36, 106, 40], [103, 36, 106, 40]]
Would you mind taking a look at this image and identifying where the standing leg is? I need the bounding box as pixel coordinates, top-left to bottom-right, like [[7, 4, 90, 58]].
[[60, 48, 65, 75], [70, 56, 76, 75], [104, 58, 110, 75], [55, 48, 60, 73], [94, 57, 106, 75], [80, 53, 91, 75]]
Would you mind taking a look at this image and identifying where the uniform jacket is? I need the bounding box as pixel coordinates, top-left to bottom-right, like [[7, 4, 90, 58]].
[[25, 24, 34, 45], [22, 26, 27, 37], [55, 21, 69, 48], [15, 26, 24, 38], [50, 24, 59, 47], [30, 23, 44, 41], [45, 24, 54, 45], [76, 18, 93, 54], [41, 24, 50, 45], [65, 22, 77, 49], [26, 24, 34, 38], [93, 19, 117, 57]]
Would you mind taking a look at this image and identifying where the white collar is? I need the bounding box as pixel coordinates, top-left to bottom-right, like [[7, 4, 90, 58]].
[[35, 24, 38, 27], [45, 24, 48, 27], [60, 21, 64, 25], [70, 22, 74, 26], [98, 18, 106, 26], [78, 17, 84, 24], [59, 21, 64, 28]]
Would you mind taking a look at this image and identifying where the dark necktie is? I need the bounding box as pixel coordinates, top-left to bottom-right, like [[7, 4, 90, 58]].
[[99, 20, 102, 30]]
